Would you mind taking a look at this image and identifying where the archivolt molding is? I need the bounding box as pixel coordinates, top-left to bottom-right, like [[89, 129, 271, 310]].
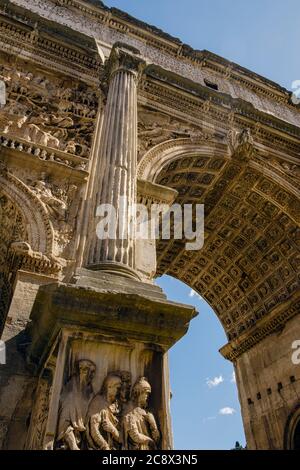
[[220, 291, 300, 361], [0, 168, 54, 255], [145, 135, 300, 345], [138, 136, 300, 225], [137, 137, 229, 182], [249, 161, 300, 225]]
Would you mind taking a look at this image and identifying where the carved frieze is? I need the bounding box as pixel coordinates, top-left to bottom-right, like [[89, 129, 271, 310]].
[[33, 361, 161, 451], [0, 56, 99, 159], [56, 359, 96, 450]]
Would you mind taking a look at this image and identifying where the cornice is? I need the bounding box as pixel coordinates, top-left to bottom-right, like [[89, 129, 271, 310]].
[[137, 179, 178, 208], [0, 133, 89, 179], [7, 245, 61, 277], [48, 0, 298, 109], [140, 69, 300, 159], [1, 2, 299, 164], [2, 1, 300, 130], [0, 3, 102, 84], [144, 66, 300, 137]]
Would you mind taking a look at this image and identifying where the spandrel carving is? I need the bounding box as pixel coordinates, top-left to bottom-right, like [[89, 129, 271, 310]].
[[138, 108, 200, 158], [31, 180, 67, 221]]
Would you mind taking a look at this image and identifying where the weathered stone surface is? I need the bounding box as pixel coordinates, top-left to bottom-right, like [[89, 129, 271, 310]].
[[27, 273, 197, 369], [22, 271, 196, 450], [0, 0, 299, 451], [235, 314, 300, 449]]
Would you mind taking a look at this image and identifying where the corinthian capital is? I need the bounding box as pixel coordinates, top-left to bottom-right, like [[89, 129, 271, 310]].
[[107, 42, 146, 81], [99, 42, 146, 100]]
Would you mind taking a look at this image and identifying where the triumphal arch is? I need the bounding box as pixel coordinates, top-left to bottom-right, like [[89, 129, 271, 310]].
[[0, 0, 299, 450]]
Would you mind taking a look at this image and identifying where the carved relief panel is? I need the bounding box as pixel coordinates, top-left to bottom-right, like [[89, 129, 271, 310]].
[[28, 333, 165, 451], [0, 190, 27, 332], [138, 106, 202, 160], [26, 370, 53, 450], [0, 53, 99, 159]]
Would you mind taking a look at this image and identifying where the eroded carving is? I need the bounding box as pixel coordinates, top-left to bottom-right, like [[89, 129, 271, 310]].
[[30, 180, 67, 221], [56, 359, 96, 450], [86, 373, 122, 450], [138, 108, 201, 158], [228, 128, 256, 160], [26, 372, 53, 450], [123, 377, 160, 450], [0, 192, 27, 331], [0, 58, 98, 158], [26, 176, 79, 256]]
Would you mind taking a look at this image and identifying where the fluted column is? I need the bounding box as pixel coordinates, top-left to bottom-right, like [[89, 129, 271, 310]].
[[87, 43, 145, 279]]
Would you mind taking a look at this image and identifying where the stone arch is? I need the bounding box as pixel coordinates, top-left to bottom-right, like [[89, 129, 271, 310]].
[[0, 189, 28, 332], [0, 171, 54, 255], [138, 138, 300, 346], [137, 136, 229, 181], [284, 404, 300, 449], [138, 136, 300, 449], [0, 170, 55, 333]]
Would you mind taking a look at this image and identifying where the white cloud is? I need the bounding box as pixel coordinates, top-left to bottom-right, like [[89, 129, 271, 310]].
[[189, 289, 204, 300], [230, 371, 236, 383], [202, 416, 216, 423], [219, 407, 236, 415], [206, 375, 224, 388]]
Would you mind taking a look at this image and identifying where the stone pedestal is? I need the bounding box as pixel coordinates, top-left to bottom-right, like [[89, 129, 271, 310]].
[[0, 269, 59, 450], [24, 271, 197, 450]]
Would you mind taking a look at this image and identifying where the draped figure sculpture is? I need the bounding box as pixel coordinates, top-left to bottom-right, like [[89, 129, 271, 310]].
[[86, 373, 122, 450], [56, 359, 96, 450], [122, 377, 160, 450]]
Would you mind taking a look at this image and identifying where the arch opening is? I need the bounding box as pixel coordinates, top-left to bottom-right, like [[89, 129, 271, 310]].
[[156, 274, 245, 449], [148, 141, 300, 448], [293, 417, 300, 450], [284, 405, 300, 450], [294, 419, 300, 450], [145, 143, 300, 342]]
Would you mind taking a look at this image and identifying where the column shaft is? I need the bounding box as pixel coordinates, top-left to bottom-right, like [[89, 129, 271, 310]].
[[87, 44, 144, 279]]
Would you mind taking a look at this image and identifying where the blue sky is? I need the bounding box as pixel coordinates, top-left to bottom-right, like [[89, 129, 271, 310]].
[[156, 276, 242, 450], [102, 0, 298, 449], [104, 0, 299, 91]]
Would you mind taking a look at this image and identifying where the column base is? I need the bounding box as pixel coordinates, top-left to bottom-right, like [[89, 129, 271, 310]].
[[86, 261, 141, 281]]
